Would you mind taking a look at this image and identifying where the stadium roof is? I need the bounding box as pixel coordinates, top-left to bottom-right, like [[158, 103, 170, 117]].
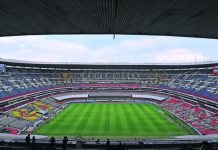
[[0, 58, 217, 69], [0, 0, 218, 39]]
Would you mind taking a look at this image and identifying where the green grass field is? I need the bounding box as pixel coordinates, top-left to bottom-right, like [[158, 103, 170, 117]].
[[34, 103, 191, 138]]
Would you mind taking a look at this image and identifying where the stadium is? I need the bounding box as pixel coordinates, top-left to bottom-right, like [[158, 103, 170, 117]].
[[0, 0, 218, 149], [0, 59, 217, 149]]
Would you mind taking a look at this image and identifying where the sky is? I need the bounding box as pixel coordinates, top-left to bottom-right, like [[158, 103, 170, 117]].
[[0, 35, 217, 63]]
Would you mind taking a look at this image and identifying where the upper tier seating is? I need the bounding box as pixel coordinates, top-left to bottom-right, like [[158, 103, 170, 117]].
[[160, 71, 218, 99], [0, 68, 217, 100]]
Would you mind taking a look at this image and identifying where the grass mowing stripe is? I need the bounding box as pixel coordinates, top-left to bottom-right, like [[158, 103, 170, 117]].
[[118, 104, 132, 136], [99, 105, 107, 136], [147, 106, 168, 135], [34, 103, 194, 138], [133, 104, 151, 131], [74, 104, 92, 136], [97, 104, 106, 136], [105, 103, 110, 133], [123, 104, 138, 134], [87, 104, 100, 133], [113, 104, 124, 133], [69, 104, 85, 134]]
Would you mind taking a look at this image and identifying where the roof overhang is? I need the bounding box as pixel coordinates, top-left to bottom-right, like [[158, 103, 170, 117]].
[[0, 58, 217, 69], [0, 0, 217, 39]]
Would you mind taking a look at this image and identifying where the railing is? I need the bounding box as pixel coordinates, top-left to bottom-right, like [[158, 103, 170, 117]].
[[0, 138, 216, 150]]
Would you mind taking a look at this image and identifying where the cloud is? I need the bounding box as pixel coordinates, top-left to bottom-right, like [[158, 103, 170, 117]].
[[0, 36, 90, 62], [0, 35, 167, 62], [0, 35, 214, 63], [154, 49, 206, 63]]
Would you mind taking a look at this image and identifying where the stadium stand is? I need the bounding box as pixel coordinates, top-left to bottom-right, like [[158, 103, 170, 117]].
[[161, 98, 218, 135], [1, 67, 218, 101], [0, 0, 217, 148], [0, 68, 216, 99], [0, 60, 217, 150]]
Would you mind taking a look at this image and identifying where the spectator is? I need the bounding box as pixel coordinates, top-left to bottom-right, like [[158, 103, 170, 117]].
[[25, 134, 31, 146], [106, 139, 110, 150], [32, 136, 36, 144], [62, 136, 68, 150], [118, 141, 122, 150], [50, 136, 56, 150], [200, 141, 210, 150], [32, 136, 36, 150], [96, 139, 100, 144]]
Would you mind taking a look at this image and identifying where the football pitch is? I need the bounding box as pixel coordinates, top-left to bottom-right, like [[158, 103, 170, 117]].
[[34, 103, 191, 138]]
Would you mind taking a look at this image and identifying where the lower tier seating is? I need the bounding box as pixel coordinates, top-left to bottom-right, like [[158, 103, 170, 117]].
[[161, 98, 218, 135]]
